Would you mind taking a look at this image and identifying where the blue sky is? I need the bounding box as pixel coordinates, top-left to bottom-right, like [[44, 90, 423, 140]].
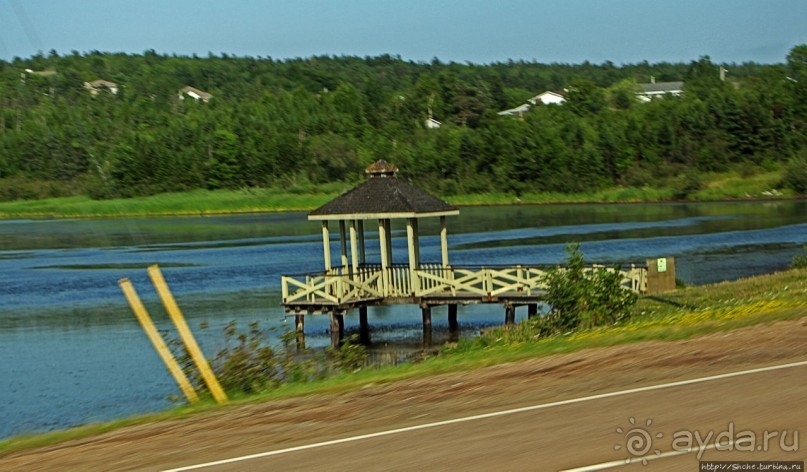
[[0, 0, 805, 64]]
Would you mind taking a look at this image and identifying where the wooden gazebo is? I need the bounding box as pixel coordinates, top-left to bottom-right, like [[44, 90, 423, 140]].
[[281, 160, 648, 346]]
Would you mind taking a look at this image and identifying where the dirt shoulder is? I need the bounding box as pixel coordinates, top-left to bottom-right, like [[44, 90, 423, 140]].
[[2, 316, 806, 471]]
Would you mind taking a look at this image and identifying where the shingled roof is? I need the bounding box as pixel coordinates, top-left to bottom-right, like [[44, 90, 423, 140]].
[[639, 81, 684, 94], [308, 160, 459, 220]]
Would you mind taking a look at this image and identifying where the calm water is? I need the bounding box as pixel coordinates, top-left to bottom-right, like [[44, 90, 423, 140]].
[[1, 201, 806, 438]]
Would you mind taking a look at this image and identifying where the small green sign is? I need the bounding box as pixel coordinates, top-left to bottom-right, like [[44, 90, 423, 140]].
[[657, 258, 667, 273]]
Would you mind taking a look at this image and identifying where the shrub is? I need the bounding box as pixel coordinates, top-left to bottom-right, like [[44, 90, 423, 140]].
[[621, 163, 658, 187], [782, 157, 807, 195], [539, 243, 637, 334], [671, 170, 704, 199], [793, 246, 807, 269], [0, 176, 78, 201], [171, 320, 368, 398], [207, 321, 287, 393], [325, 335, 368, 372]]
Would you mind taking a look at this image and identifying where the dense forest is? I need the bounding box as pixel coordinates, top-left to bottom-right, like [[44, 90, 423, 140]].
[[0, 45, 806, 201]]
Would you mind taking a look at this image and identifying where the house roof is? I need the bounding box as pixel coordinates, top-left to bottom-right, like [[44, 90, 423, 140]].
[[180, 85, 213, 100], [639, 81, 684, 94], [85, 79, 118, 89], [308, 160, 459, 221], [528, 90, 566, 102], [25, 69, 57, 77], [497, 103, 531, 116]]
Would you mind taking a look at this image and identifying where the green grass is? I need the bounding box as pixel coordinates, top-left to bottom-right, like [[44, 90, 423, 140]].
[[0, 168, 792, 219], [0, 188, 339, 218], [691, 169, 788, 200], [448, 168, 790, 207], [1, 268, 805, 456], [446, 187, 673, 206]]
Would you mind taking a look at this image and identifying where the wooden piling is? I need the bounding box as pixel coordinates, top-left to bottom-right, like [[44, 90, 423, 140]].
[[448, 304, 459, 332], [295, 314, 306, 350], [330, 313, 344, 348], [504, 303, 516, 325], [421, 305, 432, 347], [448, 304, 459, 342], [359, 306, 370, 345]]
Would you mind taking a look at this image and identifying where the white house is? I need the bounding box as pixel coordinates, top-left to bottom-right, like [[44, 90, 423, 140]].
[[498, 90, 566, 118], [425, 117, 442, 129], [497, 103, 531, 117], [528, 91, 566, 106], [84, 79, 119, 95], [179, 85, 213, 103], [24, 68, 57, 77], [636, 78, 684, 102]]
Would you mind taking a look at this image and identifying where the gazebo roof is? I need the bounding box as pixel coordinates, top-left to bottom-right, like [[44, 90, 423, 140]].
[[308, 160, 459, 221]]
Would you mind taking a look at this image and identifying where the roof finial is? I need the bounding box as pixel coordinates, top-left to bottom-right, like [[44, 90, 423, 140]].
[[365, 159, 398, 177]]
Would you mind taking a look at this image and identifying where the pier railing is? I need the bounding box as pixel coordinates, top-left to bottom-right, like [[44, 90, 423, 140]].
[[282, 262, 647, 307]]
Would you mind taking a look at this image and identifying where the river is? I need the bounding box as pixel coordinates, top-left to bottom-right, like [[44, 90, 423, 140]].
[[1, 200, 806, 438]]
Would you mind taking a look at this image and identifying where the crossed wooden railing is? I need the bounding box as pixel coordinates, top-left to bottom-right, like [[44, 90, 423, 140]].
[[282, 262, 647, 307]]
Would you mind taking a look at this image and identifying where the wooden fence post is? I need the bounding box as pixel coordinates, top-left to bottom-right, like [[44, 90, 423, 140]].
[[148, 265, 228, 404], [119, 278, 199, 404]]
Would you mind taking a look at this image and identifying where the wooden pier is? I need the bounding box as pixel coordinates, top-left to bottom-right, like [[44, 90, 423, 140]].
[[281, 160, 659, 347]]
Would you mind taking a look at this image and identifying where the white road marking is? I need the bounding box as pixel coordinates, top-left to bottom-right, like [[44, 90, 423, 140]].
[[163, 360, 807, 471], [560, 445, 721, 471]]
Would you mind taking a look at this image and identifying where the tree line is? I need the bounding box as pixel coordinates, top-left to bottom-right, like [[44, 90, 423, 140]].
[[0, 46, 806, 200]]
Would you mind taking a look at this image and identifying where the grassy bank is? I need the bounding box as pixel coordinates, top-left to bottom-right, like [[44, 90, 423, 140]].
[[0, 188, 338, 219], [1, 267, 805, 455], [0, 168, 792, 218]]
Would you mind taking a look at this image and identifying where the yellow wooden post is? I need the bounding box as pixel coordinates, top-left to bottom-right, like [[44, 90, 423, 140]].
[[118, 278, 199, 404], [148, 265, 228, 404]]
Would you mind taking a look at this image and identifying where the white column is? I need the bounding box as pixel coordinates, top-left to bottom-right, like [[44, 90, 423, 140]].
[[440, 216, 449, 267], [406, 218, 419, 294], [321, 221, 331, 272], [378, 219, 389, 294], [384, 219, 393, 264], [413, 218, 421, 266], [378, 219, 389, 270], [339, 220, 348, 272], [349, 220, 359, 275], [357, 220, 366, 265]]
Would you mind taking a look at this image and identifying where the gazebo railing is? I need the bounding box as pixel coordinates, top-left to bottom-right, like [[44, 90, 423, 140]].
[[282, 262, 647, 306]]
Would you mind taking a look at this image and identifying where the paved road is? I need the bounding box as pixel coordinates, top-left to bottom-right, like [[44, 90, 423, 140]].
[[168, 363, 807, 471], [2, 318, 805, 471]]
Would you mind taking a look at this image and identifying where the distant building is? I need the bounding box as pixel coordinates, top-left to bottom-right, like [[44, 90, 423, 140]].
[[636, 77, 684, 102], [425, 117, 442, 129], [24, 68, 57, 77], [179, 85, 213, 103], [84, 79, 119, 95], [498, 90, 566, 118], [497, 103, 531, 117], [528, 91, 566, 106]]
